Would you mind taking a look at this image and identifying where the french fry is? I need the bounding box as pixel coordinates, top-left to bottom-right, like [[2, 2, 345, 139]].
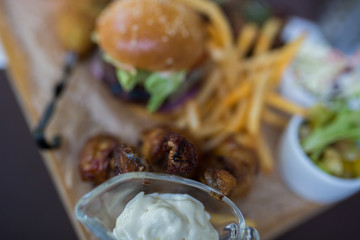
[[201, 97, 217, 119], [197, 68, 221, 105], [227, 100, 248, 132], [234, 133, 255, 149], [207, 42, 225, 62], [222, 46, 239, 87], [207, 24, 223, 47], [197, 123, 225, 139], [223, 80, 251, 107], [257, 132, 274, 173], [246, 71, 270, 136], [210, 80, 251, 121], [202, 131, 230, 152], [170, 4, 306, 175], [216, 77, 231, 99], [266, 92, 307, 116], [178, 0, 233, 47], [239, 50, 278, 73], [186, 101, 201, 132], [270, 34, 306, 85], [239, 28, 302, 75], [175, 116, 187, 129], [254, 18, 282, 55], [237, 23, 258, 58], [262, 108, 288, 128]]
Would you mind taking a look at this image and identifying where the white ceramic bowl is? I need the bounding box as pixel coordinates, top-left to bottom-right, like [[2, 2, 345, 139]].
[[279, 116, 360, 204]]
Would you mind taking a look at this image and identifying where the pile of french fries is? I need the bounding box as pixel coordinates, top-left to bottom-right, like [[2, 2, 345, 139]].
[[175, 1, 306, 174]]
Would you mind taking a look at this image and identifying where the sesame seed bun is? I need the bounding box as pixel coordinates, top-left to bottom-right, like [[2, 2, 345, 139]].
[[96, 0, 207, 72]]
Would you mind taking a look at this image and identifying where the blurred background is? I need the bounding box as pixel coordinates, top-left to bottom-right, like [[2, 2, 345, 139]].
[[0, 0, 359, 239]]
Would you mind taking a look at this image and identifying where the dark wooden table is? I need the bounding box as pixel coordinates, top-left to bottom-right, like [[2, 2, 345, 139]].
[[0, 71, 76, 239]]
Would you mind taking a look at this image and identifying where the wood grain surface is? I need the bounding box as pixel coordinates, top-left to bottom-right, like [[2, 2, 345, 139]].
[[0, 0, 329, 239]]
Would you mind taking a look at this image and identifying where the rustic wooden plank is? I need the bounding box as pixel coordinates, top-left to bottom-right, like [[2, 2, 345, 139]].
[[0, 0, 328, 239]]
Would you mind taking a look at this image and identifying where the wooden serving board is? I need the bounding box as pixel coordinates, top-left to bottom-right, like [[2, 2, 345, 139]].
[[0, 0, 329, 239]]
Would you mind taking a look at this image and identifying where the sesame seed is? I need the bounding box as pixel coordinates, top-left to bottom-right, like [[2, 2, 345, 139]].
[[161, 36, 169, 42], [166, 58, 174, 65], [181, 30, 189, 38], [146, 19, 154, 26], [168, 29, 176, 37], [130, 39, 137, 47], [132, 25, 139, 32], [159, 16, 166, 23]]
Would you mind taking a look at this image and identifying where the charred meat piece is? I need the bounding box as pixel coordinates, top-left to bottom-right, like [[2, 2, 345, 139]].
[[211, 137, 258, 197], [164, 132, 198, 177], [199, 168, 236, 197], [140, 127, 199, 177], [80, 135, 120, 185], [139, 127, 169, 167], [113, 144, 151, 174]]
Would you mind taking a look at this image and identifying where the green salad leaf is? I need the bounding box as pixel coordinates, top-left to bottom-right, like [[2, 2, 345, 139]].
[[116, 68, 149, 92], [301, 100, 360, 161], [103, 54, 120, 67], [144, 71, 186, 112], [103, 54, 186, 112]]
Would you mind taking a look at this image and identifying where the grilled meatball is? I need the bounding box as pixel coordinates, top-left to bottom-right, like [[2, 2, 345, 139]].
[[140, 127, 199, 177], [199, 168, 236, 197], [79, 134, 120, 185], [113, 144, 151, 174]]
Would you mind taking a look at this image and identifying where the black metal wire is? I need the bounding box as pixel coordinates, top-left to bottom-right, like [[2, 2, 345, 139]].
[[33, 52, 77, 150]]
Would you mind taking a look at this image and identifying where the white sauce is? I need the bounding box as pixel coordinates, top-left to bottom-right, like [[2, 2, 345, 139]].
[[113, 192, 219, 240]]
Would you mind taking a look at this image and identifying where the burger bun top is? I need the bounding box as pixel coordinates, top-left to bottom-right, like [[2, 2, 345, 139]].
[[96, 0, 207, 72]]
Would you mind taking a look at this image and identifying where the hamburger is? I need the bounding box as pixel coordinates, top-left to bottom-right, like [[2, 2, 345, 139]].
[[94, 0, 209, 112]]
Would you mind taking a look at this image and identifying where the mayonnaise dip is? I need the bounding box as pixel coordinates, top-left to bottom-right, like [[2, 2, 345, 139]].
[[112, 192, 219, 240]]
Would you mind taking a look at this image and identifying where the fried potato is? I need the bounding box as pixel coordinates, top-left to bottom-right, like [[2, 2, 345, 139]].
[[246, 71, 270, 136], [237, 23, 258, 58], [186, 101, 201, 132], [262, 108, 288, 129], [174, 17, 305, 175], [254, 18, 282, 55], [257, 132, 274, 173], [266, 92, 307, 116]]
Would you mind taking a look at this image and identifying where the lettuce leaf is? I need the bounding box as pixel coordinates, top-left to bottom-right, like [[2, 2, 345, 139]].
[[144, 71, 185, 112], [301, 101, 360, 161], [112, 67, 185, 112], [103, 53, 186, 111], [116, 68, 149, 92]]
